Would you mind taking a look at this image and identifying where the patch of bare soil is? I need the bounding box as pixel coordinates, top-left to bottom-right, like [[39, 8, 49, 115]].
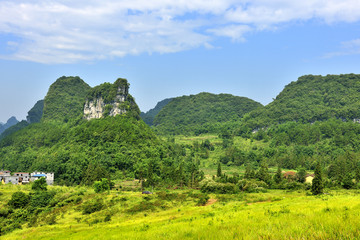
[[205, 199, 218, 206]]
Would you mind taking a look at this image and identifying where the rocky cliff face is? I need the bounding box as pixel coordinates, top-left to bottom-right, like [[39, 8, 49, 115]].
[[83, 78, 139, 120]]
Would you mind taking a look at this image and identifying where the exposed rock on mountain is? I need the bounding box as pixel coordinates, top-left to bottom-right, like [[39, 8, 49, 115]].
[[84, 78, 140, 120]]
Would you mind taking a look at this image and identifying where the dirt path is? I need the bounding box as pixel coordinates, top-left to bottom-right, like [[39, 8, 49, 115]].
[[205, 199, 217, 206]]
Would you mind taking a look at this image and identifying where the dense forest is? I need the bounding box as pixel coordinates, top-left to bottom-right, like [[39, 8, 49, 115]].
[[242, 74, 360, 130], [152, 92, 262, 135], [42, 76, 91, 123], [0, 77, 202, 187], [140, 98, 173, 125]]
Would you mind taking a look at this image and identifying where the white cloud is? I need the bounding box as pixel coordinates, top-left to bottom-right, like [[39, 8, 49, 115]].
[[324, 38, 360, 58], [0, 0, 360, 63], [208, 25, 252, 42]]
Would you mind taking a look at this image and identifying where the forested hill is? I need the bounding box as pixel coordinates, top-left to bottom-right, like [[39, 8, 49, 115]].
[[0, 116, 18, 135], [0, 100, 44, 140], [42, 76, 91, 122], [0, 77, 181, 185], [153, 92, 263, 135], [140, 98, 173, 125], [243, 74, 360, 130]]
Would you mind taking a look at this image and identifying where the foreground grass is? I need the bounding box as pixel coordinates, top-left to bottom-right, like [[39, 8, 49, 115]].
[[3, 187, 360, 240]]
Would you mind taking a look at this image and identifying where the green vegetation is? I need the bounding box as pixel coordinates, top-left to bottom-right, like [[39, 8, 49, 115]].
[[0, 120, 29, 140], [243, 74, 360, 129], [42, 76, 91, 123], [27, 100, 44, 124], [87, 78, 129, 104], [0, 116, 18, 135], [153, 92, 262, 135], [2, 73, 360, 238], [141, 98, 173, 125], [2, 184, 360, 239]]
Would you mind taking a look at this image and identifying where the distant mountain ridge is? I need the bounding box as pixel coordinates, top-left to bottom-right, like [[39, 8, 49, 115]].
[[153, 92, 263, 135], [140, 98, 173, 125], [0, 116, 18, 135], [243, 74, 360, 129]]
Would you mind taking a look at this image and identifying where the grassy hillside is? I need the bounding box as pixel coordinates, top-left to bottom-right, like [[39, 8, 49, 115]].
[[42, 76, 91, 122], [2, 184, 360, 240], [244, 74, 360, 129], [153, 92, 262, 135]]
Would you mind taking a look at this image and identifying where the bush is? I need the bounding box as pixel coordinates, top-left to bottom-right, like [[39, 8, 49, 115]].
[[196, 194, 210, 206], [283, 181, 304, 190], [8, 191, 30, 209], [93, 178, 111, 193], [31, 177, 47, 191], [82, 198, 104, 214], [200, 179, 238, 194], [237, 179, 268, 193], [30, 191, 55, 208]]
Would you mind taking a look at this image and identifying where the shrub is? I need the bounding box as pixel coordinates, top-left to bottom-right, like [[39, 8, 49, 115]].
[[196, 194, 210, 206], [82, 198, 104, 214], [30, 191, 56, 208], [8, 191, 30, 209], [31, 177, 47, 191], [200, 179, 238, 194], [283, 181, 304, 190], [237, 179, 268, 193], [93, 178, 111, 193]]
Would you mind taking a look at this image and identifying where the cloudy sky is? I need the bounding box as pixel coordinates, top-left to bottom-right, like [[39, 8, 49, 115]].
[[1, 0, 360, 123]]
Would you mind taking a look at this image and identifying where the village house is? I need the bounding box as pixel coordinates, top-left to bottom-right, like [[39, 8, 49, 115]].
[[31, 172, 54, 185], [0, 170, 54, 185]]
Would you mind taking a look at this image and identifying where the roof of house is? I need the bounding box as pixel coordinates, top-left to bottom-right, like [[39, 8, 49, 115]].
[[283, 171, 296, 177], [32, 174, 47, 177]]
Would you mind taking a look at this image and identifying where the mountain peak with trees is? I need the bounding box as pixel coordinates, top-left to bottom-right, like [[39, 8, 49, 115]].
[[243, 74, 360, 130], [140, 98, 173, 126], [153, 92, 263, 135], [41, 76, 91, 123]]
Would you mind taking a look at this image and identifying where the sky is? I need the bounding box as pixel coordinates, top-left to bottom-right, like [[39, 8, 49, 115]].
[[1, 0, 360, 123]]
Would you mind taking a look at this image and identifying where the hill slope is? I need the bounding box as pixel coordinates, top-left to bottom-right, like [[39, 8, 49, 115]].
[[27, 100, 44, 123], [42, 76, 91, 122], [153, 92, 263, 135], [140, 98, 173, 125], [0, 77, 174, 185], [0, 117, 18, 135], [244, 74, 360, 129]]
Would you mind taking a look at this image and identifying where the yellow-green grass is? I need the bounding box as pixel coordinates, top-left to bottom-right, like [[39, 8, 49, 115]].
[[4, 187, 360, 240], [172, 134, 298, 177]]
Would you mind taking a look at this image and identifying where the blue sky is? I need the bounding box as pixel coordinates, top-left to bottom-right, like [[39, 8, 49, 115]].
[[1, 0, 360, 123]]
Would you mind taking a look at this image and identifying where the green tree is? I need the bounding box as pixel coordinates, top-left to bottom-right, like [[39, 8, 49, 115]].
[[257, 162, 270, 183], [31, 177, 47, 191], [93, 178, 111, 193], [311, 162, 323, 195], [274, 166, 283, 184], [217, 162, 222, 178], [8, 191, 30, 209], [296, 167, 307, 183], [244, 164, 255, 179]]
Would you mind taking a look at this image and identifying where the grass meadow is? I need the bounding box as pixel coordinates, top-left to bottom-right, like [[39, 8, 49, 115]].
[[2, 184, 360, 240]]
